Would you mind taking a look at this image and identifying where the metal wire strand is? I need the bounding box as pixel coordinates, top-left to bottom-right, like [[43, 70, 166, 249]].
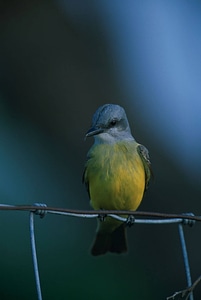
[[178, 223, 193, 300], [30, 212, 43, 300], [0, 203, 199, 300], [0, 204, 201, 223]]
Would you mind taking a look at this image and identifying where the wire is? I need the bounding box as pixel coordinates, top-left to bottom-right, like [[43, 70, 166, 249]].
[[30, 212, 43, 300], [0, 204, 200, 222], [178, 224, 193, 300], [0, 203, 200, 299]]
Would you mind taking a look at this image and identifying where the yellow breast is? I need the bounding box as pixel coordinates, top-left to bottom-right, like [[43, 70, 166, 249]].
[[84, 141, 145, 211]]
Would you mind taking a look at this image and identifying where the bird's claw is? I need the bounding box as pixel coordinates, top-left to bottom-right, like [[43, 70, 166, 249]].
[[98, 214, 106, 222], [126, 215, 135, 227]]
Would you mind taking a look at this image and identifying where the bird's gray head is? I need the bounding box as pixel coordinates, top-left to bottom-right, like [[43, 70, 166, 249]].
[[86, 104, 134, 144]]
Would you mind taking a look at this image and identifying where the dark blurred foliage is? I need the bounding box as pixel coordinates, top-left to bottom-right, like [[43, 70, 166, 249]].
[[0, 1, 201, 299]]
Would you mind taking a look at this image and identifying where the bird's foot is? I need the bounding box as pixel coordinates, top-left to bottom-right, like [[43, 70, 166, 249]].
[[126, 215, 135, 227], [98, 214, 106, 222]]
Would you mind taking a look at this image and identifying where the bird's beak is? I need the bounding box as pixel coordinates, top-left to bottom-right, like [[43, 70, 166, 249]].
[[85, 126, 104, 138]]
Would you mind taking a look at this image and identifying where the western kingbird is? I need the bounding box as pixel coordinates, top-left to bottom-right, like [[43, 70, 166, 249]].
[[83, 104, 151, 256]]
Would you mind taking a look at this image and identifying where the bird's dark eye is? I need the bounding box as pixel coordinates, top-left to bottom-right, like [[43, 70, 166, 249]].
[[110, 119, 117, 126]]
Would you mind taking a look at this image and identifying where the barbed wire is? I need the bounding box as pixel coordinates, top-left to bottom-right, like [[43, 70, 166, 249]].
[[0, 204, 201, 222], [167, 276, 201, 300], [1, 203, 200, 300]]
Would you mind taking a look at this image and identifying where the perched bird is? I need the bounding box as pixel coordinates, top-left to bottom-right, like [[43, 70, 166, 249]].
[[83, 104, 151, 256]]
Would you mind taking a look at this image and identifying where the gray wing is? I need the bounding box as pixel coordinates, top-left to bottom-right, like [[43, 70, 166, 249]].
[[137, 144, 153, 190]]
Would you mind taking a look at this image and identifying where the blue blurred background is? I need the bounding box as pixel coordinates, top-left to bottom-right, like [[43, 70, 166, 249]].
[[0, 0, 201, 299]]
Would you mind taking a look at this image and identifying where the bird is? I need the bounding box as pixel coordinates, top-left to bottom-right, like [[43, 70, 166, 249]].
[[83, 104, 151, 256]]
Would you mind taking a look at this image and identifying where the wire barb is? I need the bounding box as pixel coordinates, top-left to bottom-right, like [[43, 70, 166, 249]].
[[167, 276, 201, 300], [33, 203, 47, 218], [182, 213, 196, 227]]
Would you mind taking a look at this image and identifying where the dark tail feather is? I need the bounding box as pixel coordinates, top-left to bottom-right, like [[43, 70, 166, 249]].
[[110, 224, 127, 254], [91, 231, 111, 256], [91, 224, 127, 256]]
